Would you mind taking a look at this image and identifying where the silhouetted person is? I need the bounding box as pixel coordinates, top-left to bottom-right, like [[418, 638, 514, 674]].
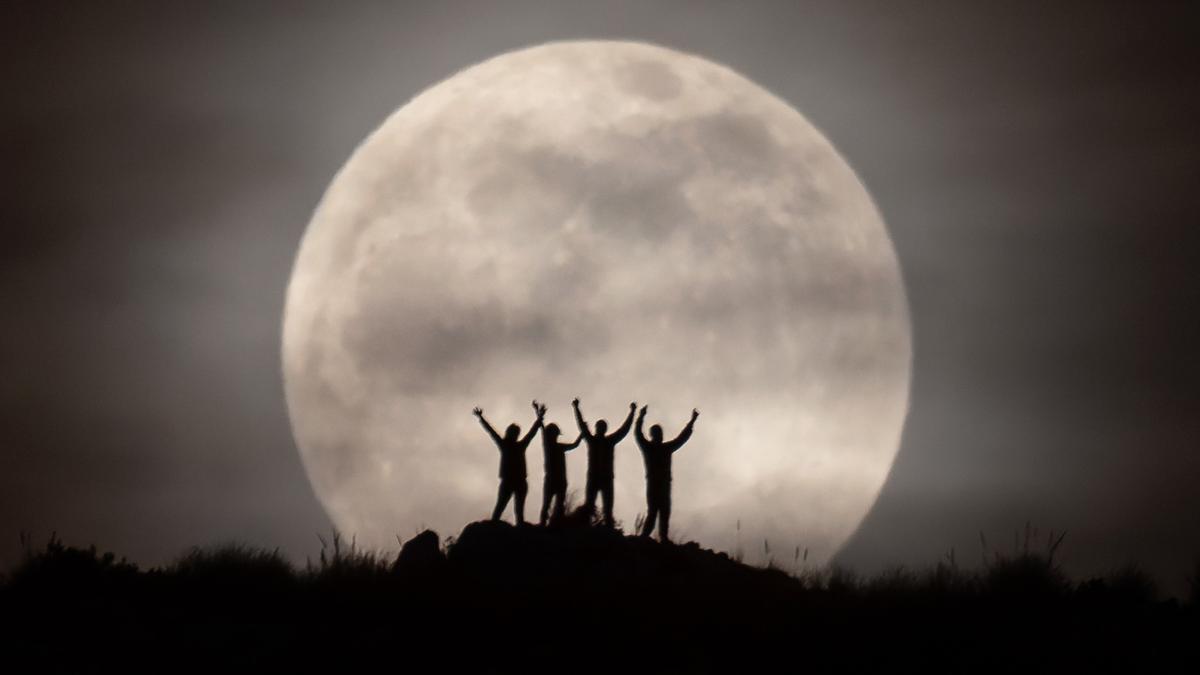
[[474, 401, 545, 525], [573, 398, 636, 527], [537, 403, 583, 526], [635, 405, 699, 541]]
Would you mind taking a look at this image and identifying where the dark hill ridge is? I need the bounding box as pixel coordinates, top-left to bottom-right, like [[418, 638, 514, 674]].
[[1, 522, 1196, 673], [445, 519, 790, 588]]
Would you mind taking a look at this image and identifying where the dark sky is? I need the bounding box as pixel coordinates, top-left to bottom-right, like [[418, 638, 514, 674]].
[[3, 1, 1198, 590]]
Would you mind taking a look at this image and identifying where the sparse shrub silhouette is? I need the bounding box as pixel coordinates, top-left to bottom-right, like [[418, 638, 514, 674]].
[[1101, 564, 1160, 606], [825, 564, 860, 596], [923, 556, 975, 597], [979, 523, 1070, 600], [865, 564, 919, 596], [168, 543, 299, 611], [982, 551, 1069, 599], [306, 530, 392, 587], [10, 531, 138, 590], [554, 501, 599, 529], [173, 543, 294, 581]]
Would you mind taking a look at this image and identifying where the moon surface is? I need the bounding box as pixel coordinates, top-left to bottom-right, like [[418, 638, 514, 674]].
[[283, 40, 910, 564]]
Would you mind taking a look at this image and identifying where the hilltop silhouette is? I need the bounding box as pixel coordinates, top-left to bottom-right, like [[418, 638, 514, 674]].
[[1, 519, 1196, 673]]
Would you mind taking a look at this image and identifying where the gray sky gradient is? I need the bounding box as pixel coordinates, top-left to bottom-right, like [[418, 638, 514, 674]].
[[2, 1, 1197, 590]]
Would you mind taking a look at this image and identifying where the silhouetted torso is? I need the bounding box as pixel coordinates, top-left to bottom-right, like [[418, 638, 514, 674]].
[[635, 424, 692, 482], [498, 438, 532, 481], [543, 439, 571, 483], [637, 441, 675, 484], [476, 412, 541, 484], [584, 436, 618, 481]]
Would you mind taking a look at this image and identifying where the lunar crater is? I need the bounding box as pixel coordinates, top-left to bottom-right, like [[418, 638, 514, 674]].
[[615, 58, 685, 101]]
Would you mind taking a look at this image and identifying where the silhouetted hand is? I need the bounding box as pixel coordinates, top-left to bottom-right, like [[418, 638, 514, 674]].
[[473, 407, 483, 417], [572, 397, 580, 408], [630, 402, 637, 412], [691, 408, 700, 421], [639, 405, 648, 417]]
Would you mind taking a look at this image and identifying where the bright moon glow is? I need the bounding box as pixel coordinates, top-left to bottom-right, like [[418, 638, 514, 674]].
[[283, 41, 910, 564]]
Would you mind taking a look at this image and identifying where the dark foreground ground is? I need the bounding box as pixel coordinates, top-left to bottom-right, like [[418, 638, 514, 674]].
[[2, 518, 1196, 674]]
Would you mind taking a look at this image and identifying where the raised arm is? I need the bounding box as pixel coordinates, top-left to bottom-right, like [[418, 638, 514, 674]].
[[520, 400, 546, 447], [561, 434, 583, 451], [473, 407, 502, 447], [664, 409, 700, 452], [572, 398, 592, 439], [635, 405, 648, 446], [608, 402, 637, 442]]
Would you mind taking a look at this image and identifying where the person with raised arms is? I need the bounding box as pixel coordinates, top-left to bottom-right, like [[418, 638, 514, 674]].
[[573, 397, 636, 528], [474, 401, 545, 525], [635, 405, 699, 542], [536, 401, 583, 526]]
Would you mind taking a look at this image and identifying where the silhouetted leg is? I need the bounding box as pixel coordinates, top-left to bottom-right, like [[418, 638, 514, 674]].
[[585, 481, 598, 517], [553, 486, 566, 521], [540, 476, 553, 525], [514, 480, 528, 525], [641, 508, 657, 538], [492, 483, 513, 521], [641, 482, 658, 537], [601, 482, 614, 527], [659, 488, 672, 542]]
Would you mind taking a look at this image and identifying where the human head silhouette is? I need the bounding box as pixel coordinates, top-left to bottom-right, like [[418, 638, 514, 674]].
[[545, 423, 561, 438], [650, 424, 663, 443], [504, 424, 520, 441], [595, 419, 608, 436]]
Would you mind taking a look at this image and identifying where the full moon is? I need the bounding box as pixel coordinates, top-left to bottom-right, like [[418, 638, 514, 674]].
[[283, 41, 910, 564]]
